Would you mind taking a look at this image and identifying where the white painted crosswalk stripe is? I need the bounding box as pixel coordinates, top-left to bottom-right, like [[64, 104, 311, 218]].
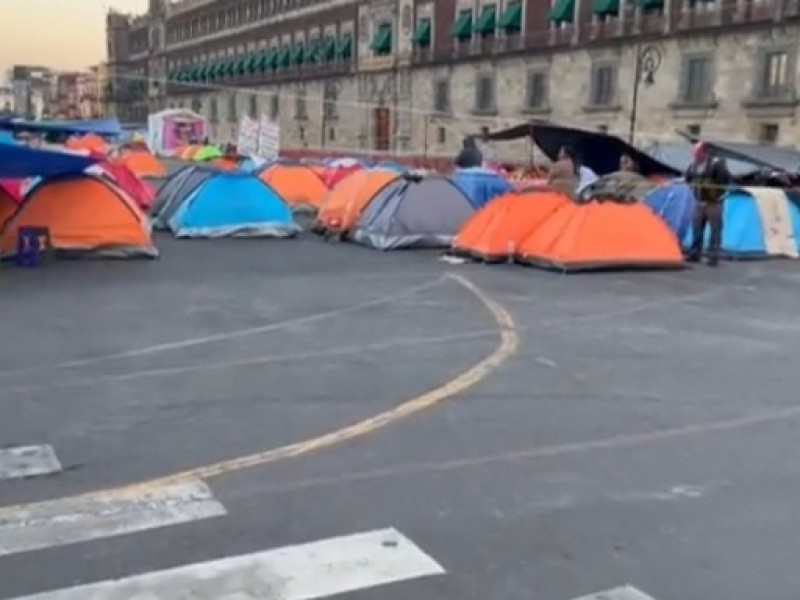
[[0, 445, 61, 481], [0, 479, 226, 558], [8, 527, 445, 599], [572, 585, 658, 600]]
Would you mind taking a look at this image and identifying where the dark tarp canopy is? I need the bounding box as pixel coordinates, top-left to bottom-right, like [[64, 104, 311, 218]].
[[484, 121, 678, 177], [679, 131, 800, 174], [0, 143, 99, 179]]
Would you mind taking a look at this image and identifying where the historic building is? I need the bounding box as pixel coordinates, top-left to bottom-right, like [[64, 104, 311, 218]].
[[106, 0, 800, 159]]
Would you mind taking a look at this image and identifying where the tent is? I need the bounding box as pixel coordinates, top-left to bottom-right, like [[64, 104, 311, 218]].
[[0, 174, 157, 258], [65, 134, 108, 155], [684, 187, 800, 259], [91, 162, 156, 211], [516, 201, 684, 272], [162, 171, 299, 238], [193, 146, 223, 162], [643, 182, 697, 240], [0, 182, 18, 226], [258, 163, 329, 211], [450, 167, 513, 209], [351, 174, 476, 250], [151, 165, 219, 228], [452, 189, 570, 261], [0, 143, 98, 179], [118, 149, 167, 178], [313, 169, 400, 235]]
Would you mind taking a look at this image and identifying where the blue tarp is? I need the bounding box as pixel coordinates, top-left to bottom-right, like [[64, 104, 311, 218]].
[[0, 117, 122, 137], [683, 188, 800, 258], [644, 182, 697, 241], [450, 167, 512, 209], [167, 171, 299, 238], [0, 131, 16, 145], [0, 143, 98, 179]]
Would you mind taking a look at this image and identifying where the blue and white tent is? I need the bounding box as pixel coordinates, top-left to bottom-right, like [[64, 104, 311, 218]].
[[164, 170, 299, 238], [450, 167, 512, 209], [684, 187, 800, 259]]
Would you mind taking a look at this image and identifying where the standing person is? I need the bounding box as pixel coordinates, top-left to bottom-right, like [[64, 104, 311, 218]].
[[686, 142, 731, 266], [455, 136, 483, 168]]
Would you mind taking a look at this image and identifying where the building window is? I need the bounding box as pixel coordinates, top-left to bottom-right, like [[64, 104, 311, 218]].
[[249, 94, 258, 118], [209, 97, 218, 121], [295, 88, 307, 120], [328, 127, 335, 142], [433, 79, 450, 113], [589, 63, 617, 107], [525, 71, 548, 109], [759, 50, 790, 99], [323, 83, 339, 119], [270, 94, 279, 119], [680, 55, 713, 104], [227, 94, 237, 121], [474, 73, 496, 113], [437, 126, 446, 144], [758, 123, 779, 144], [686, 123, 702, 136]]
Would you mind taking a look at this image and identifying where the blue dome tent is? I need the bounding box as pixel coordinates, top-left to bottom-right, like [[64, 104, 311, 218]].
[[450, 167, 512, 209], [161, 170, 299, 238], [643, 181, 696, 240]]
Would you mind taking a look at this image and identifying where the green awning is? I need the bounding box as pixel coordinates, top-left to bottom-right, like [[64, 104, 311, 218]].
[[277, 45, 292, 67], [371, 23, 392, 54], [321, 36, 337, 60], [305, 39, 320, 62], [236, 57, 248, 74], [257, 50, 272, 71], [474, 4, 497, 34], [291, 43, 305, 65], [197, 65, 209, 79], [498, 1, 522, 30], [266, 49, 279, 69], [593, 0, 619, 15], [451, 9, 473, 39], [412, 18, 431, 46], [636, 0, 664, 8], [336, 33, 352, 59], [212, 62, 225, 78], [549, 0, 575, 22], [244, 55, 258, 72], [167, 69, 177, 81]]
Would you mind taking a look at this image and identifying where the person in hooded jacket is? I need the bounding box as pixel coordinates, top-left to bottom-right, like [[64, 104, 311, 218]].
[[455, 136, 483, 168], [686, 142, 731, 266]]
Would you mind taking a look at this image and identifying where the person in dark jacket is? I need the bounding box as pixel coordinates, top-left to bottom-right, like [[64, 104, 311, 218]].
[[455, 136, 483, 168], [686, 142, 731, 267]]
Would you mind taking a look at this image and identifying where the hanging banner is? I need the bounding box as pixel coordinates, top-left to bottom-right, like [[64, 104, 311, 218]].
[[236, 115, 260, 157]]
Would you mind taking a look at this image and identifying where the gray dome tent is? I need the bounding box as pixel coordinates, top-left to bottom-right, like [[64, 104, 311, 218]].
[[351, 174, 476, 250]]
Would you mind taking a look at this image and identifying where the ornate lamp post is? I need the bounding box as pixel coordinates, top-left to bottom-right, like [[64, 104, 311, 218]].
[[628, 44, 662, 144]]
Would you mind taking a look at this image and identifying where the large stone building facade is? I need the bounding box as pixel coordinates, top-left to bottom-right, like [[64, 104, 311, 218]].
[[107, 0, 800, 159]]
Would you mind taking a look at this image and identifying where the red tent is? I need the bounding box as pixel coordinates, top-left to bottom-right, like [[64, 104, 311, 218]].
[[0, 179, 24, 204], [97, 162, 155, 211]]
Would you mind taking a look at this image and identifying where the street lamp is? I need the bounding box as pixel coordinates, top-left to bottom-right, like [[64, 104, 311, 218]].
[[628, 44, 662, 144]]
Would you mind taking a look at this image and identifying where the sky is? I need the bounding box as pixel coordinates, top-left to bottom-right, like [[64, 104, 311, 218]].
[[1, 0, 149, 78]]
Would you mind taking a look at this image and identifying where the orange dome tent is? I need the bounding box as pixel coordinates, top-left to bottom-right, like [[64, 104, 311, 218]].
[[210, 156, 240, 170], [65, 134, 108, 155], [258, 163, 329, 211], [0, 174, 158, 259], [313, 169, 400, 235], [515, 201, 683, 272], [118, 150, 167, 178], [452, 189, 569, 262]]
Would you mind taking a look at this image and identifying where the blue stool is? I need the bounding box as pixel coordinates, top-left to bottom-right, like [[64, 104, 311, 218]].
[[15, 227, 51, 267]]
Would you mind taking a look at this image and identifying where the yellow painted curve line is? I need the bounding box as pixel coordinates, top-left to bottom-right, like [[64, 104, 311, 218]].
[[0, 273, 518, 511]]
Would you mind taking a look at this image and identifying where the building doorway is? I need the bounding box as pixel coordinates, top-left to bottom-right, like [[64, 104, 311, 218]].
[[373, 106, 391, 151]]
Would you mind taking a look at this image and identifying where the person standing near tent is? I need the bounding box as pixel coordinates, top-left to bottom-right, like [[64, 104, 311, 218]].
[[455, 136, 483, 168], [686, 142, 731, 267]]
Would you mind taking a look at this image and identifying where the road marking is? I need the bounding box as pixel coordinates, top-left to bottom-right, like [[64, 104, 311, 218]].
[[0, 277, 447, 377], [0, 273, 518, 516], [0, 479, 225, 558], [8, 527, 445, 599], [0, 445, 61, 481], [572, 585, 658, 600]]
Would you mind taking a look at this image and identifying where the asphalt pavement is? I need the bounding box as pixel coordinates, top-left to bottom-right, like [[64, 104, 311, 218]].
[[1, 233, 799, 600]]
